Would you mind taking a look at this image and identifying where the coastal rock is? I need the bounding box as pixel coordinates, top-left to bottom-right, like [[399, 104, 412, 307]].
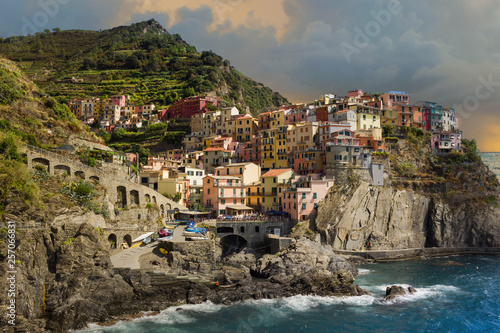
[[315, 181, 500, 251], [254, 238, 357, 278], [384, 285, 417, 301]]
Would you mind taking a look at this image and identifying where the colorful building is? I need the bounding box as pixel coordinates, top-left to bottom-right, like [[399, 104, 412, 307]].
[[203, 175, 247, 216], [261, 168, 295, 213], [280, 174, 334, 222], [164, 96, 217, 119]]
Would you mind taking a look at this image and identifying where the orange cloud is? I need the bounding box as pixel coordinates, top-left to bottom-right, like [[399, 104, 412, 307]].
[[115, 0, 291, 40]]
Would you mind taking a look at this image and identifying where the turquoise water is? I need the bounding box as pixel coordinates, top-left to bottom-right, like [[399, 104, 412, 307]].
[[77, 255, 500, 333], [480, 152, 500, 179]]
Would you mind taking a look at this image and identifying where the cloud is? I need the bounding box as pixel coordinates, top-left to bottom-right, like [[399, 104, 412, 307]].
[[2, 0, 500, 149]]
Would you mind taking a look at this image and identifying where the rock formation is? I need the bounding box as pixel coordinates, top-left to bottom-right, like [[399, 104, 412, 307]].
[[384, 285, 417, 301], [0, 224, 367, 332], [315, 181, 500, 251]]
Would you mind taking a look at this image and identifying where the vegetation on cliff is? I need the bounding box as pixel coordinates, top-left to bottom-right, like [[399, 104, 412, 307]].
[[0, 19, 289, 115]]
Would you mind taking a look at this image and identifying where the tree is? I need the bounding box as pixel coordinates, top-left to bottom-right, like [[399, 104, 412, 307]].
[[126, 55, 140, 69], [82, 58, 96, 70]]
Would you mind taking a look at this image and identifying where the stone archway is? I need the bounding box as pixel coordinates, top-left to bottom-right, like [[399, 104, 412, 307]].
[[116, 186, 127, 208], [108, 234, 117, 249], [54, 165, 71, 176], [89, 176, 99, 183], [130, 190, 140, 206], [220, 234, 248, 256], [123, 234, 132, 248], [32, 157, 50, 173], [145, 194, 151, 204], [216, 226, 235, 233], [152, 196, 157, 205], [160, 204, 165, 217], [75, 171, 85, 179]]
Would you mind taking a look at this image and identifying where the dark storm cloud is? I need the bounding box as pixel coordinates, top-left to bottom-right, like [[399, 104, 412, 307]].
[[1, 0, 500, 149]]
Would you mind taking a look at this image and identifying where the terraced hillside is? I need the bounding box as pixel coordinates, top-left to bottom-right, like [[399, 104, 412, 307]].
[[0, 19, 289, 115]]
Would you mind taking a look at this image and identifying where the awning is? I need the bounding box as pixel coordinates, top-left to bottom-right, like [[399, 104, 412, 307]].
[[226, 205, 254, 210]]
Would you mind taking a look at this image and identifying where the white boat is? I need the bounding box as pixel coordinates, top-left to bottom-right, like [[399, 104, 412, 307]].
[[132, 232, 155, 243], [186, 236, 209, 241], [157, 236, 173, 241]]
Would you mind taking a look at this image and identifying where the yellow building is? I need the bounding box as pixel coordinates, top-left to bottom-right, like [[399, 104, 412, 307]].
[[260, 128, 277, 169], [356, 112, 381, 130], [261, 168, 295, 212], [232, 114, 257, 143], [287, 122, 318, 155], [246, 181, 262, 211], [270, 109, 285, 127], [381, 109, 398, 126]]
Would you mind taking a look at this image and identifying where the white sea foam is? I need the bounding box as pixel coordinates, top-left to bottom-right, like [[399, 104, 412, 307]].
[[246, 294, 376, 312], [371, 284, 461, 304], [73, 302, 225, 332], [357, 268, 373, 276]]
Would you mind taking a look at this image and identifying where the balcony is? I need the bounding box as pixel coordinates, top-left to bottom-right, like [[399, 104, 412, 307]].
[[214, 182, 245, 188]]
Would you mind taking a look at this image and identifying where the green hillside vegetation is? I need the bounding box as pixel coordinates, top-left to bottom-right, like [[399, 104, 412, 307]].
[[0, 19, 289, 115], [0, 57, 104, 215]]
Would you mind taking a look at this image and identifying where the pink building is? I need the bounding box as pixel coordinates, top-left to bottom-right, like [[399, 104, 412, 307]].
[[348, 89, 364, 98], [284, 108, 308, 125], [380, 91, 410, 110], [110, 95, 127, 107], [431, 131, 462, 154], [203, 175, 247, 216], [280, 174, 334, 222]]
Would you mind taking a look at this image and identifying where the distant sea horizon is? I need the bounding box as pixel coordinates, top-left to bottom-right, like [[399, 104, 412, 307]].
[[480, 152, 500, 179]]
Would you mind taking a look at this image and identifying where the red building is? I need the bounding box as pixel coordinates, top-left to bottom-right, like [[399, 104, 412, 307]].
[[162, 96, 217, 120]]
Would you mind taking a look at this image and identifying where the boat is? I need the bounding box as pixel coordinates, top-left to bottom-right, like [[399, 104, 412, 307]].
[[142, 237, 152, 245], [132, 232, 155, 243], [157, 235, 173, 241], [185, 228, 204, 234], [186, 236, 209, 241]]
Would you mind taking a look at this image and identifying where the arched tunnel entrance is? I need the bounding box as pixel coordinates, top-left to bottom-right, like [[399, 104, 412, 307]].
[[220, 234, 248, 257]]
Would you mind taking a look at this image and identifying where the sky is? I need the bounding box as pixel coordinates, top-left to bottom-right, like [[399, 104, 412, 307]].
[[1, 0, 500, 151]]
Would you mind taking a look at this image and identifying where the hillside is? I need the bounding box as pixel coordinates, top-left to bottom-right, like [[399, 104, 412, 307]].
[[0, 19, 289, 115], [0, 57, 98, 148]]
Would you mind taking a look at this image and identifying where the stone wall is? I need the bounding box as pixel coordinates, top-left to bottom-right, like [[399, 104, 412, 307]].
[[23, 144, 187, 213], [68, 135, 113, 152], [215, 220, 295, 246]]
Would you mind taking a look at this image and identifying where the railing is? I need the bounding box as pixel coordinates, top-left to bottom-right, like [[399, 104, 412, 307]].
[[216, 216, 291, 223], [215, 182, 245, 188]]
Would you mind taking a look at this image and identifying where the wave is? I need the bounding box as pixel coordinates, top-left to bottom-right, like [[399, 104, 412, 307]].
[[74, 302, 226, 332], [247, 294, 376, 312], [357, 268, 373, 276], [368, 284, 460, 304]]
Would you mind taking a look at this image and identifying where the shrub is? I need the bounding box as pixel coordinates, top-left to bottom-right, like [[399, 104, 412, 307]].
[[395, 162, 417, 178], [485, 195, 496, 205]]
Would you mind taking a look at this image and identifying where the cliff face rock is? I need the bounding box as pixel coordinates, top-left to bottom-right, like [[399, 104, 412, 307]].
[[315, 182, 500, 250]]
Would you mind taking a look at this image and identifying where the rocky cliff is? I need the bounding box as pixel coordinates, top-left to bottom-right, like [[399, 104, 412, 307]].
[[0, 221, 366, 332], [314, 181, 500, 251]]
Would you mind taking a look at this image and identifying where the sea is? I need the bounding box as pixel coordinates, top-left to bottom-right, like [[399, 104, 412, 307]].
[[77, 255, 500, 333], [77, 153, 500, 333], [480, 152, 500, 179]]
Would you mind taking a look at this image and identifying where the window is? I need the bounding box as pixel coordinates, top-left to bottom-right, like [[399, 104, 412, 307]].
[[302, 193, 306, 199], [221, 199, 225, 204], [255, 226, 260, 233], [314, 203, 318, 209], [207, 189, 210, 194], [313, 193, 317, 199], [273, 178, 276, 183], [302, 203, 306, 210]]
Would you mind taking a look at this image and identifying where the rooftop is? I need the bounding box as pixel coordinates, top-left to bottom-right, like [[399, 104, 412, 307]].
[[262, 168, 293, 178]]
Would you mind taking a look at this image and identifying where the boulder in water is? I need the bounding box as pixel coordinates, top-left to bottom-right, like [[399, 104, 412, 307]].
[[384, 285, 416, 301]]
